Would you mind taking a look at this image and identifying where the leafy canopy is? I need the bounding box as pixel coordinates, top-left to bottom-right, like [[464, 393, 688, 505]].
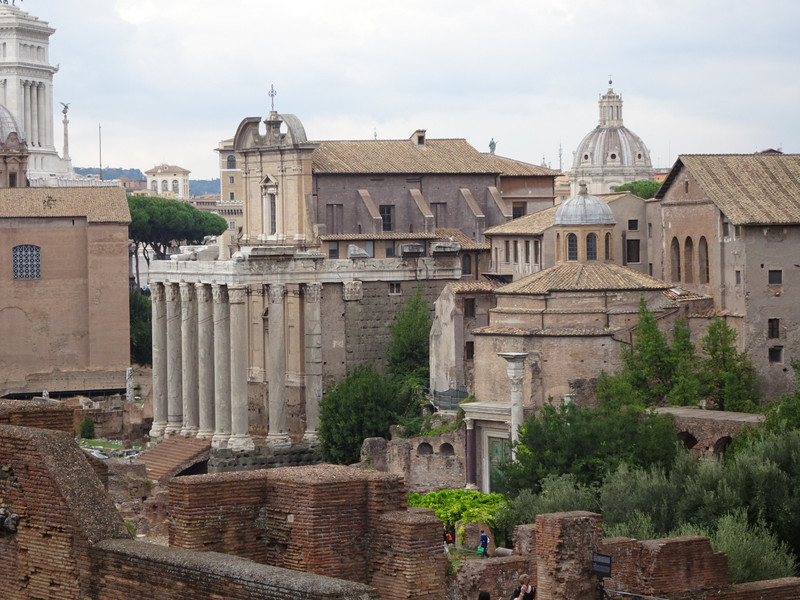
[[128, 195, 227, 260], [408, 489, 506, 530], [129, 290, 152, 366], [613, 180, 662, 199]]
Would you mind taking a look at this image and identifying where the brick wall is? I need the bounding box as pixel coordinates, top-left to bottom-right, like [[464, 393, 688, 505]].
[[0, 399, 75, 432], [169, 464, 445, 600], [456, 556, 537, 600]]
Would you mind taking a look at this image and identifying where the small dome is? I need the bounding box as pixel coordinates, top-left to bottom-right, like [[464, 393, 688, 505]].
[[0, 103, 22, 143], [555, 182, 615, 225]]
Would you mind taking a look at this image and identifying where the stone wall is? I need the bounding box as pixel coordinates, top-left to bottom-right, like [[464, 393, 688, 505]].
[[168, 464, 446, 600], [360, 426, 466, 494], [207, 442, 323, 473]]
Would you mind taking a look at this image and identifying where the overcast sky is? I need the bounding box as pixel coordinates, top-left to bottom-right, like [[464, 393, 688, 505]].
[[31, 0, 800, 180]]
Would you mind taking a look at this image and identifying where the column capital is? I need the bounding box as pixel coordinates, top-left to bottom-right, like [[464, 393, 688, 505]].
[[465, 417, 474, 430], [304, 282, 322, 303], [212, 283, 228, 304], [165, 282, 181, 302], [268, 283, 286, 304], [179, 281, 196, 302], [228, 285, 247, 304], [151, 282, 165, 302], [195, 282, 212, 302]]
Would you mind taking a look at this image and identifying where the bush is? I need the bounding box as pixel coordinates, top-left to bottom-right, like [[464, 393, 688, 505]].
[[79, 417, 95, 439], [130, 290, 152, 366], [407, 489, 506, 531]]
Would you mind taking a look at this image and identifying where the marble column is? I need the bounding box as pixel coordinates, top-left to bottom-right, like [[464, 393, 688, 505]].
[[228, 285, 254, 451], [499, 352, 527, 459], [212, 284, 231, 449], [36, 83, 44, 146], [267, 283, 289, 444], [303, 282, 323, 442], [30, 83, 38, 146], [149, 283, 168, 439], [23, 82, 31, 141], [180, 282, 199, 435], [165, 283, 183, 434], [465, 418, 477, 490], [196, 283, 215, 439]]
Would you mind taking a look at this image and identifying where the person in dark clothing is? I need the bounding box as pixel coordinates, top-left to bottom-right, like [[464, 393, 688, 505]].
[[479, 530, 490, 558], [510, 573, 535, 600], [478, 592, 491, 600]]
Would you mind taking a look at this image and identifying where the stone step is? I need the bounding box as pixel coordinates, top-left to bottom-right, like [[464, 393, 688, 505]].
[[139, 435, 212, 484]]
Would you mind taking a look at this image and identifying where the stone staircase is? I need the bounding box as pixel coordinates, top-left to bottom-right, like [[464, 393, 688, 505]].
[[139, 435, 212, 484]]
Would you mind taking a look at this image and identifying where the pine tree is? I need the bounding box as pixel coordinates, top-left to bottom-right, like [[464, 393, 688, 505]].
[[666, 318, 705, 406], [701, 317, 759, 412]]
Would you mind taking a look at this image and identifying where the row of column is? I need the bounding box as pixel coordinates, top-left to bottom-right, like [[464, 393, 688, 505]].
[[20, 80, 51, 148], [149, 280, 323, 451]]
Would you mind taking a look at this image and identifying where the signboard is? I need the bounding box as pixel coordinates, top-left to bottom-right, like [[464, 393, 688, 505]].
[[592, 553, 612, 578]]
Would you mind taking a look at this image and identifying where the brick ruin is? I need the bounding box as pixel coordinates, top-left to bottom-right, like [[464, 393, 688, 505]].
[[2, 419, 800, 600]]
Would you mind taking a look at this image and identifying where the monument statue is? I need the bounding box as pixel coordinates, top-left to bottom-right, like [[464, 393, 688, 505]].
[[60, 102, 70, 116]]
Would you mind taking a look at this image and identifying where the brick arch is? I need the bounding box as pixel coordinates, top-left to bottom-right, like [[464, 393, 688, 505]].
[[677, 431, 698, 450], [713, 436, 732, 460]]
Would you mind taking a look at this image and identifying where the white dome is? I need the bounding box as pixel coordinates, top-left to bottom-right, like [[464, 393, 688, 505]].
[[555, 182, 615, 225]]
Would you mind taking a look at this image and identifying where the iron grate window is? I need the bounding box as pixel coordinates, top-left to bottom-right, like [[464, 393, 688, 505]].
[[13, 244, 41, 279]]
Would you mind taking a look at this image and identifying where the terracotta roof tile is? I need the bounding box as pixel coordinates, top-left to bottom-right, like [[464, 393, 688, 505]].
[[448, 280, 502, 294], [145, 164, 190, 174], [484, 206, 558, 235], [474, 326, 616, 336], [657, 154, 800, 225], [435, 228, 490, 250], [480, 154, 561, 176], [320, 232, 437, 241], [496, 262, 672, 295], [0, 187, 131, 223]]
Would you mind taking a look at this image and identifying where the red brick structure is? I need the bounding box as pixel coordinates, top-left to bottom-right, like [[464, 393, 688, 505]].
[[0, 424, 379, 600], [0, 398, 74, 432], [168, 464, 447, 600]]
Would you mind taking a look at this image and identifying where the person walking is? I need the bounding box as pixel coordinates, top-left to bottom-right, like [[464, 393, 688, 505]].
[[479, 529, 490, 558]]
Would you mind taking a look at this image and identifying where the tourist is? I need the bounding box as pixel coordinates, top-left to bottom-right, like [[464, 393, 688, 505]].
[[479, 529, 490, 558], [509, 573, 535, 600]]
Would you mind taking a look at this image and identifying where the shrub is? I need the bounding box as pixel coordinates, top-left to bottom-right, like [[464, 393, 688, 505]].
[[79, 417, 95, 440]]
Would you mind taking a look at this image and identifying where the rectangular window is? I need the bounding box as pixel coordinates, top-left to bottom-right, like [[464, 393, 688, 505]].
[[647, 222, 652, 238], [385, 241, 395, 258], [504, 240, 510, 263], [512, 203, 526, 219], [722, 221, 730, 237], [379, 205, 394, 231], [534, 240, 540, 266], [365, 240, 374, 257], [229, 175, 234, 184], [649, 263, 653, 276], [734, 225, 741, 238], [464, 298, 476, 318], [229, 191, 235, 201], [12, 244, 41, 279], [525, 241, 531, 264], [269, 193, 277, 235], [628, 219, 639, 231], [735, 270, 741, 284], [228, 220, 235, 229], [768, 319, 780, 339], [626, 239, 641, 263], [465, 341, 474, 361], [389, 282, 402, 295], [328, 242, 339, 259], [769, 346, 784, 364], [513, 241, 519, 264], [769, 270, 783, 285]]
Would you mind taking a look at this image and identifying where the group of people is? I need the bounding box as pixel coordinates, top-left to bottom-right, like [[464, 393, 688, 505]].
[[478, 573, 536, 600]]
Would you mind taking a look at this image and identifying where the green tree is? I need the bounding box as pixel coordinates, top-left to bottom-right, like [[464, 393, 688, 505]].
[[701, 318, 760, 412], [128, 195, 227, 286], [318, 365, 397, 464], [666, 318, 705, 406], [129, 290, 152, 366], [613, 180, 662, 199], [503, 401, 677, 493]]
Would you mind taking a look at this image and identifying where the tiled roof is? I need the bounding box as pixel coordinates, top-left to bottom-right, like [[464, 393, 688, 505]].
[[481, 154, 561, 176], [473, 326, 616, 337], [448, 280, 502, 294], [145, 164, 190, 175], [0, 187, 131, 223], [484, 206, 558, 235], [496, 262, 672, 295], [312, 138, 506, 175], [435, 228, 489, 250], [656, 154, 800, 225], [320, 232, 437, 241]]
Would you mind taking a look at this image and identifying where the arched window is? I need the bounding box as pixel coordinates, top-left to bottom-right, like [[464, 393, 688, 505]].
[[461, 254, 472, 276], [586, 233, 597, 261], [567, 233, 578, 261], [556, 233, 561, 261], [172, 180, 179, 194], [699, 237, 709, 283], [227, 155, 236, 169], [161, 180, 168, 192], [605, 232, 611, 260], [12, 244, 41, 279], [684, 237, 694, 283], [671, 237, 681, 281], [151, 180, 158, 192]]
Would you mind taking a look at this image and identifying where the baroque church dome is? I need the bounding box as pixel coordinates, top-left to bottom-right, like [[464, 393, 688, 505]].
[[570, 82, 653, 196], [555, 182, 615, 225]]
